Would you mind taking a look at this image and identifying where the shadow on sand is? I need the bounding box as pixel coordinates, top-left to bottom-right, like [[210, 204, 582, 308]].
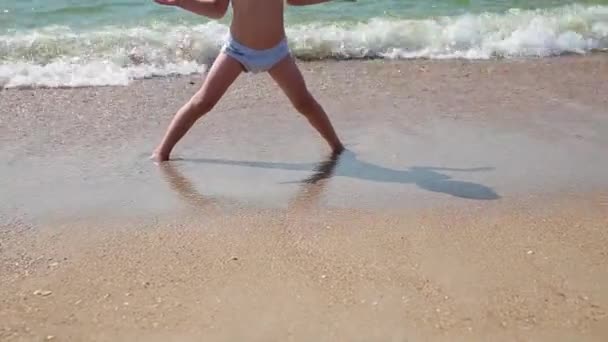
[[175, 150, 500, 200]]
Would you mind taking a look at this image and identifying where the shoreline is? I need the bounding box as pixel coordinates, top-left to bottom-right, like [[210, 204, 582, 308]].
[[2, 52, 607, 91]]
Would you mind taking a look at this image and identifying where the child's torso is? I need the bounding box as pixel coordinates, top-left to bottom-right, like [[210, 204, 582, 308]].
[[230, 0, 286, 49]]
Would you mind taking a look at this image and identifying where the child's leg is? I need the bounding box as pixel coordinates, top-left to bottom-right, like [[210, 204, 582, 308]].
[[152, 53, 243, 162], [268, 56, 344, 153]]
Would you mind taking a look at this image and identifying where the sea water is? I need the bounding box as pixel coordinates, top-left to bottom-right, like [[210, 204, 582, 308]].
[[1, 0, 607, 88]]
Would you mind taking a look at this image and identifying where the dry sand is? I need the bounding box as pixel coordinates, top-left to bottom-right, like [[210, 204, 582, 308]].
[[1, 56, 608, 341]]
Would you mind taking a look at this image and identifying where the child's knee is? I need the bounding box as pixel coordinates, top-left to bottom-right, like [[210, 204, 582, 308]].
[[189, 94, 217, 115]]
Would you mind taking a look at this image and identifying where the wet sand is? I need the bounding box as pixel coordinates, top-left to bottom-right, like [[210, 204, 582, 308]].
[[1, 56, 608, 341]]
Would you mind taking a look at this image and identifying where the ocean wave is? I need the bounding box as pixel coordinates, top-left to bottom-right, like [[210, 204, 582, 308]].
[[289, 4, 608, 59], [1, 4, 607, 88]]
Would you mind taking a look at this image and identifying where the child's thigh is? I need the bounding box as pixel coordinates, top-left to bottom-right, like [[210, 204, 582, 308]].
[[268, 55, 310, 99], [193, 53, 243, 103]]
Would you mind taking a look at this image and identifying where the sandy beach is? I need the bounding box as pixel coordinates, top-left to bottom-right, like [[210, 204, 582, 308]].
[[1, 56, 608, 341]]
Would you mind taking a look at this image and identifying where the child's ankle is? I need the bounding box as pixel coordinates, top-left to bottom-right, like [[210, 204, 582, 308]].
[[332, 143, 345, 154], [151, 148, 170, 162]]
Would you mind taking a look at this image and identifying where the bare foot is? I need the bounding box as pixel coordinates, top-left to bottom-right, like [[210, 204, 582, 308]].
[[332, 143, 345, 155], [150, 150, 170, 163]]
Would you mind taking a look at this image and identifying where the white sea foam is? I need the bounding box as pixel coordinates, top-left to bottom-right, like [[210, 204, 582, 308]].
[[289, 4, 608, 59], [1, 4, 607, 88]]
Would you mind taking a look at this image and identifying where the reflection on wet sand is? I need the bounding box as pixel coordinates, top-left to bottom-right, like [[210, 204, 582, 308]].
[[159, 151, 342, 213], [159, 163, 222, 212], [286, 151, 341, 213], [179, 150, 499, 200], [159, 149, 499, 219]]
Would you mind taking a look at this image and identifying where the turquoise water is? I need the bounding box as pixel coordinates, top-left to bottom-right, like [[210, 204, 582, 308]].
[[1, 1, 608, 88], [3, 0, 608, 28]]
